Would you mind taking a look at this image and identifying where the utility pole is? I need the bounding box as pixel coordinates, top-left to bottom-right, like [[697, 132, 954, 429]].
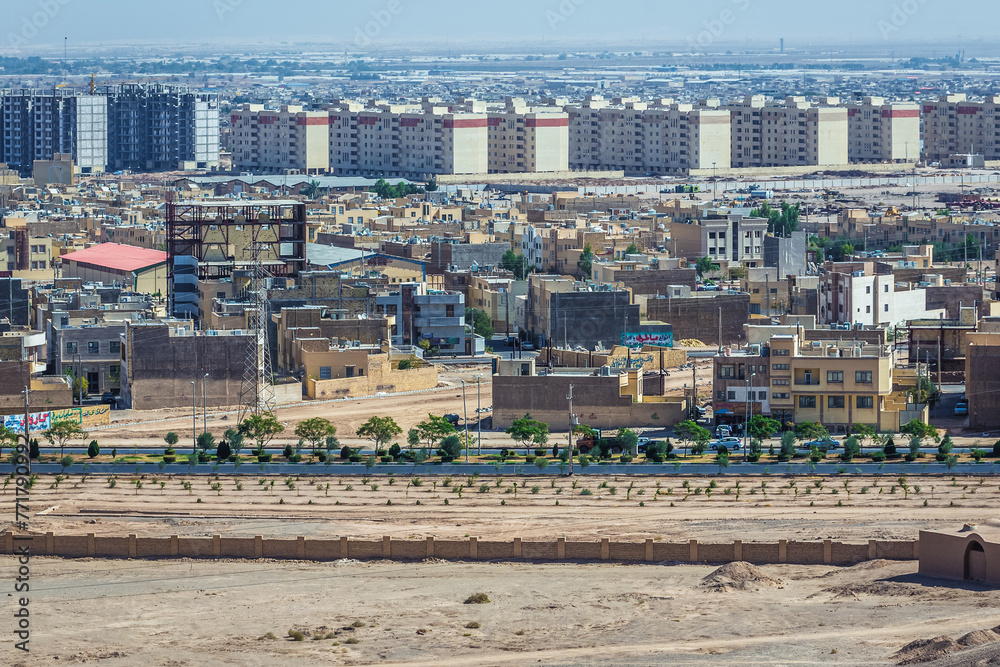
[[718, 306, 723, 352], [22, 385, 30, 462], [567, 384, 575, 476], [691, 362, 697, 418]]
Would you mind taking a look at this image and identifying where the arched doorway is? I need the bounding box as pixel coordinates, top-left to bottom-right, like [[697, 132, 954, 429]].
[[964, 541, 987, 582]]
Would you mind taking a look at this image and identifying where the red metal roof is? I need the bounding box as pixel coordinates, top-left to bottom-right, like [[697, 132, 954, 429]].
[[60, 244, 168, 272]]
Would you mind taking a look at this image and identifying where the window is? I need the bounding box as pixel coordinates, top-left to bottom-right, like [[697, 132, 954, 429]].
[[799, 396, 816, 408], [773, 363, 790, 371], [66, 341, 77, 354], [828, 396, 845, 409], [856, 371, 873, 383], [727, 390, 736, 400], [772, 379, 790, 386], [319, 367, 332, 380], [857, 396, 874, 408], [772, 349, 790, 356], [109, 341, 120, 354], [109, 364, 119, 378], [721, 365, 734, 378], [827, 371, 843, 383], [88, 342, 100, 354], [773, 392, 790, 400]]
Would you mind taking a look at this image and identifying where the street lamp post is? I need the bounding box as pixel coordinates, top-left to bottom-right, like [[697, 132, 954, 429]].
[[191, 381, 197, 454], [461, 379, 469, 462], [745, 372, 756, 461], [202, 373, 209, 436], [712, 162, 718, 201], [475, 374, 482, 456]]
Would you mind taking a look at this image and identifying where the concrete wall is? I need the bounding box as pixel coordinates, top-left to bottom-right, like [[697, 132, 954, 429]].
[[1, 532, 916, 566], [306, 364, 437, 400], [493, 373, 687, 429], [646, 294, 750, 346], [539, 346, 687, 371]]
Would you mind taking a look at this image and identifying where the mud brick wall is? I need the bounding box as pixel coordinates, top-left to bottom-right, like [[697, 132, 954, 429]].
[[0, 533, 919, 565]]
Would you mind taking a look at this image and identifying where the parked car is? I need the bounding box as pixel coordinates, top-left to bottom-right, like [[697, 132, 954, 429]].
[[710, 437, 741, 451], [804, 436, 840, 451], [715, 425, 732, 438], [954, 401, 969, 416], [101, 391, 117, 405], [521, 341, 535, 350]]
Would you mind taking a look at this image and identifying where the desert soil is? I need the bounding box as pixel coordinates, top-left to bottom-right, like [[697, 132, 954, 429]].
[[3, 558, 1000, 666]]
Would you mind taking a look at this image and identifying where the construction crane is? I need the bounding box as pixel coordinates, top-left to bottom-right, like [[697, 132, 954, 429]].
[[89, 73, 96, 95]]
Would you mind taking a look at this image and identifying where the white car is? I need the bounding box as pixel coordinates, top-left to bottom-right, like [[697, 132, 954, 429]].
[[710, 437, 741, 451]]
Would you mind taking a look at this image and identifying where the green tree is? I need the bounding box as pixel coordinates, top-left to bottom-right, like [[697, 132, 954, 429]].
[[440, 434, 463, 459], [406, 427, 421, 450], [694, 255, 720, 279], [673, 420, 710, 458], [196, 432, 215, 452], [43, 420, 87, 457], [0, 426, 19, 459], [624, 242, 640, 256], [224, 428, 244, 457], [901, 419, 939, 442], [577, 243, 594, 279], [780, 431, 797, 457], [356, 416, 403, 452], [795, 421, 828, 442], [747, 416, 781, 442], [415, 414, 456, 448], [301, 180, 321, 199], [505, 414, 550, 455], [617, 428, 639, 456], [500, 249, 531, 280], [216, 440, 232, 461], [238, 413, 285, 455], [851, 423, 877, 448], [164, 432, 179, 447], [87, 440, 100, 459], [294, 417, 337, 454], [465, 308, 495, 339]]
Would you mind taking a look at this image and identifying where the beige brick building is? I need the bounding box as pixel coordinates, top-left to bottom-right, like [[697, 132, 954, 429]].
[[846, 97, 920, 163], [921, 94, 1000, 162], [728, 96, 848, 168]]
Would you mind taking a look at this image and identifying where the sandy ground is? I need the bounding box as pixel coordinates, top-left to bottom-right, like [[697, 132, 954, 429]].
[[3, 558, 1000, 666], [15, 473, 1000, 542]]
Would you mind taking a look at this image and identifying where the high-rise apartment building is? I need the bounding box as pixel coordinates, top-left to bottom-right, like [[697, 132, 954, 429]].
[[327, 100, 488, 179], [0, 89, 107, 176], [565, 96, 730, 174], [104, 84, 220, 171], [921, 94, 1000, 162], [487, 100, 569, 174], [728, 96, 848, 168], [846, 97, 920, 163], [231, 104, 330, 174]]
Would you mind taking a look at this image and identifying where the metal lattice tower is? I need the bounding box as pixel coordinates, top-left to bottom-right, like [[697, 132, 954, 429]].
[[237, 242, 275, 423]]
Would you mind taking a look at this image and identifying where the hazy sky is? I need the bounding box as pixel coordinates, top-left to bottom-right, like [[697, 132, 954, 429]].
[[3, 0, 996, 53]]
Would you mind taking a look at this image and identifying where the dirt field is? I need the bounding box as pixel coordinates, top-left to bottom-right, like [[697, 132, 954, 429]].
[[4, 558, 1000, 666], [18, 473, 1000, 542]]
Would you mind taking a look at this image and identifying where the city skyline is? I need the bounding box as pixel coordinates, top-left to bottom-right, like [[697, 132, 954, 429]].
[[2, 0, 997, 55]]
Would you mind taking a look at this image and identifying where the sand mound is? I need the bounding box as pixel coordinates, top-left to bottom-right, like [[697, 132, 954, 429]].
[[821, 559, 896, 577], [894, 636, 962, 665], [822, 581, 921, 599], [678, 339, 707, 347], [959, 630, 1000, 648], [701, 561, 783, 591]]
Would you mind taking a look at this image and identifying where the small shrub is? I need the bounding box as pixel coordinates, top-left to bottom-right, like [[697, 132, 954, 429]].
[[530, 485, 540, 494], [344, 637, 359, 645], [580, 488, 592, 496], [465, 621, 481, 629], [464, 593, 491, 604], [288, 629, 306, 641], [351, 620, 365, 628]]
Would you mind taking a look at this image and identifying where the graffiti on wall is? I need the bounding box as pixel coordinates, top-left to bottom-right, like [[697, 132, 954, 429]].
[[3, 404, 110, 434], [622, 332, 673, 348]]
